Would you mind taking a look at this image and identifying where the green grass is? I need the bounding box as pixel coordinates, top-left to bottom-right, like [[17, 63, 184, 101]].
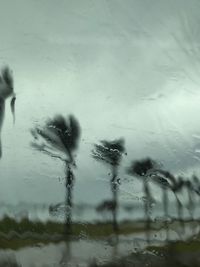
[[0, 216, 199, 250], [148, 239, 200, 254], [0, 216, 146, 236], [0, 217, 148, 249], [0, 216, 63, 235]]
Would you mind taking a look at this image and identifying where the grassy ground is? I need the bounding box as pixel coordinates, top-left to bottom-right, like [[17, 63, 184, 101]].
[[0, 216, 150, 249], [0, 216, 199, 250], [1, 217, 200, 266], [0, 216, 149, 235]]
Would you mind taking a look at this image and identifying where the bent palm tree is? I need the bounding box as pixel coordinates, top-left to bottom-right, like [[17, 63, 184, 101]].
[[148, 168, 185, 239], [182, 176, 200, 221], [181, 179, 194, 221], [192, 175, 200, 196], [172, 176, 185, 229], [31, 114, 81, 234], [191, 175, 200, 220], [147, 169, 177, 213], [0, 66, 16, 157], [127, 158, 157, 242], [142, 162, 188, 237], [92, 138, 125, 233]]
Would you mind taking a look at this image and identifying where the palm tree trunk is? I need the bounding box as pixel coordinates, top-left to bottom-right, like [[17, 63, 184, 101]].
[[143, 179, 151, 243], [163, 188, 169, 241], [111, 167, 119, 233], [187, 187, 194, 221], [0, 97, 5, 158], [163, 188, 168, 217], [65, 164, 74, 235], [174, 193, 185, 233]]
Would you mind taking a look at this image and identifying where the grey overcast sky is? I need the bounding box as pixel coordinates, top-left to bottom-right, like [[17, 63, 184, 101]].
[[0, 0, 200, 205]]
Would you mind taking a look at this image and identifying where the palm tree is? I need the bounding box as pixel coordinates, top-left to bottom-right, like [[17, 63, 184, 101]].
[[183, 175, 200, 221], [127, 158, 186, 241], [127, 158, 157, 242], [96, 199, 117, 222], [92, 138, 125, 233], [30, 114, 81, 234], [182, 179, 195, 221], [140, 161, 187, 236], [191, 175, 200, 222], [192, 175, 200, 197], [0, 66, 16, 157], [148, 168, 185, 239]]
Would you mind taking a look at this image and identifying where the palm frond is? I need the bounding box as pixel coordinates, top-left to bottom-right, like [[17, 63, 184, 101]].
[[10, 95, 16, 123], [92, 138, 125, 166], [30, 141, 65, 161], [68, 115, 81, 150], [1, 66, 13, 88], [34, 126, 68, 154], [46, 114, 80, 152], [148, 169, 176, 189], [30, 114, 81, 162], [127, 158, 157, 177]]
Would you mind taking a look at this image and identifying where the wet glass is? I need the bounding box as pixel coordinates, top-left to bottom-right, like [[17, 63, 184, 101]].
[[0, 1, 200, 266]]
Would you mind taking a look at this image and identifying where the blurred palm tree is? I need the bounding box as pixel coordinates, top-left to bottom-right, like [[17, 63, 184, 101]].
[[92, 138, 125, 233], [96, 199, 117, 222], [183, 179, 195, 221], [172, 176, 185, 231], [178, 176, 200, 223], [149, 169, 174, 218], [127, 158, 157, 242], [30, 114, 81, 234], [192, 175, 200, 196], [0, 66, 16, 157], [127, 158, 186, 241], [148, 168, 184, 239], [191, 175, 200, 220]]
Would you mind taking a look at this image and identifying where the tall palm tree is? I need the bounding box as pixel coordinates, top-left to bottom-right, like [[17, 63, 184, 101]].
[[0, 66, 16, 157], [182, 176, 200, 221], [141, 163, 188, 237], [148, 168, 185, 239], [127, 158, 186, 241], [31, 114, 81, 234], [191, 175, 200, 221], [192, 175, 200, 196], [182, 179, 195, 221], [168, 175, 185, 234], [127, 158, 157, 242], [92, 138, 125, 233]]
